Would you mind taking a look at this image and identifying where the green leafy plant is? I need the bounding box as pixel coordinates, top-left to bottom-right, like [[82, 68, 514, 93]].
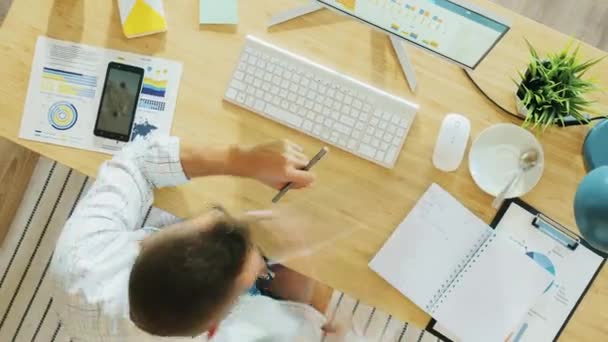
[[516, 40, 604, 131]]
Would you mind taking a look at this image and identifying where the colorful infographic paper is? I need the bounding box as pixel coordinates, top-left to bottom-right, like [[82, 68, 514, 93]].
[[20, 36, 182, 154]]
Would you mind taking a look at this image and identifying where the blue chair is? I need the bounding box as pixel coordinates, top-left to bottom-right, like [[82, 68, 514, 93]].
[[575, 119, 608, 252]]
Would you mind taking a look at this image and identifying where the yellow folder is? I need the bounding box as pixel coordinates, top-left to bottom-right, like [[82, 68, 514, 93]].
[[118, 0, 167, 38]]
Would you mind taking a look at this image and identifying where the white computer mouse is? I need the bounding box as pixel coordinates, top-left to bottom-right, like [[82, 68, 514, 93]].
[[433, 113, 471, 172]]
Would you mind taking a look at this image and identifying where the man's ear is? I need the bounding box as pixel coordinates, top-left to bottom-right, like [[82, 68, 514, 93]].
[[207, 323, 219, 339]]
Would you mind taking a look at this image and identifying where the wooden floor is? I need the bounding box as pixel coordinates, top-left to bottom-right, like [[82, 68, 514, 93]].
[[493, 0, 608, 51], [0, 138, 38, 245]]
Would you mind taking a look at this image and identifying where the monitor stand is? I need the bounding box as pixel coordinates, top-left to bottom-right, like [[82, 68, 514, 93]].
[[268, 2, 418, 92]]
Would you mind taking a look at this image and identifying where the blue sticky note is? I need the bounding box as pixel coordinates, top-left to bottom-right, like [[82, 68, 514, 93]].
[[200, 0, 238, 24]]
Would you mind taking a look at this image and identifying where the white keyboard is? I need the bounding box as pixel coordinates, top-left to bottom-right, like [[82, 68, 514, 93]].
[[224, 36, 418, 168]]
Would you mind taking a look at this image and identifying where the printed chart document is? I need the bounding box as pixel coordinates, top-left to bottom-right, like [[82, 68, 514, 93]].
[[20, 36, 182, 154], [434, 203, 605, 342], [369, 184, 554, 342]]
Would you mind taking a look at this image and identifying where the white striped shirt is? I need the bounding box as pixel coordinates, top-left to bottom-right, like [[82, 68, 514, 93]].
[[49, 137, 328, 341]]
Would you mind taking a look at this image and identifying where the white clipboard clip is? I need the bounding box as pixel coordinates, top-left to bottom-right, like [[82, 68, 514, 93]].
[[532, 213, 580, 250]]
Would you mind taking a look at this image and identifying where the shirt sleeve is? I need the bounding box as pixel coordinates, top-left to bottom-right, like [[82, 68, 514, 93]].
[[51, 136, 189, 321]]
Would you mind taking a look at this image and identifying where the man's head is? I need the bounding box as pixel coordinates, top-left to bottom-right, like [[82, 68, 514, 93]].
[[129, 209, 267, 337]]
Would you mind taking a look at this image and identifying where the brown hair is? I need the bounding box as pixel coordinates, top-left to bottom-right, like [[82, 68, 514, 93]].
[[129, 219, 252, 337]]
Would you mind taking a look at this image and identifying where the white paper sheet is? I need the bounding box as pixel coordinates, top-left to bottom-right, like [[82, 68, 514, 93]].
[[20, 36, 182, 154], [369, 183, 493, 313], [433, 203, 605, 342]]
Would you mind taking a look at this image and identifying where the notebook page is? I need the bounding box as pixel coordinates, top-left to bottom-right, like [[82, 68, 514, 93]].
[[432, 233, 553, 342], [369, 183, 492, 312]]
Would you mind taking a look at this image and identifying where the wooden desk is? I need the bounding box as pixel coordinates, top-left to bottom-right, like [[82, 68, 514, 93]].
[[0, 0, 606, 340]]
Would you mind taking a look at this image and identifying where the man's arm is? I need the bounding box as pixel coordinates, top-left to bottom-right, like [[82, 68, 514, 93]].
[[51, 136, 314, 304]]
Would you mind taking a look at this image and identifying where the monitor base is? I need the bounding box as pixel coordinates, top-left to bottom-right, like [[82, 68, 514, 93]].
[[268, 2, 418, 92]]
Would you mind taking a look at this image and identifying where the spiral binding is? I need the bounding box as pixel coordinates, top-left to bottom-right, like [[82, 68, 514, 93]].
[[425, 230, 495, 313]]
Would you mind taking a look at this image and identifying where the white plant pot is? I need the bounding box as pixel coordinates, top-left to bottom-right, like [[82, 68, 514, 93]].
[[514, 91, 528, 119]]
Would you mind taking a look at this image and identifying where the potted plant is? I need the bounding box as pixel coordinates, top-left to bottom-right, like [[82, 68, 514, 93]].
[[515, 40, 604, 132]]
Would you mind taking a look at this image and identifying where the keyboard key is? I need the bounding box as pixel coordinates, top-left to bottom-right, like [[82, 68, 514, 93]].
[[279, 89, 288, 98], [303, 120, 314, 132], [371, 138, 380, 148], [289, 103, 298, 113], [366, 126, 375, 135], [374, 130, 383, 139], [281, 100, 289, 110], [358, 144, 376, 158], [351, 110, 360, 119], [385, 146, 398, 164], [334, 123, 352, 135], [380, 142, 388, 150], [360, 113, 369, 121], [340, 115, 355, 127], [344, 95, 353, 105], [271, 86, 279, 95], [353, 99, 363, 110], [246, 96, 255, 107], [313, 124, 322, 136], [306, 111, 316, 120], [321, 129, 330, 139], [347, 139, 357, 150], [382, 112, 391, 121], [254, 99, 266, 111], [352, 130, 362, 140], [324, 118, 334, 127], [388, 125, 397, 134], [314, 104, 323, 113], [383, 133, 393, 143], [262, 83, 271, 92], [363, 135, 372, 144], [267, 104, 303, 127], [330, 132, 339, 143], [370, 118, 379, 126], [234, 71, 245, 80], [395, 127, 406, 138], [330, 111, 340, 120], [355, 122, 365, 130], [379, 120, 388, 130], [393, 137, 401, 145], [255, 89, 264, 98], [225, 88, 238, 100], [315, 116, 324, 124], [236, 93, 246, 104], [376, 150, 385, 161], [231, 79, 246, 91], [254, 79, 262, 88]]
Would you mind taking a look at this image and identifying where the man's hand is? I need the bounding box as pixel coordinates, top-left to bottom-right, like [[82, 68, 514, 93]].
[[239, 140, 315, 190], [180, 139, 315, 190]]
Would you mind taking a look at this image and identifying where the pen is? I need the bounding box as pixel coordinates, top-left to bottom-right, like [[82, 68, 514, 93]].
[[272, 146, 329, 203]]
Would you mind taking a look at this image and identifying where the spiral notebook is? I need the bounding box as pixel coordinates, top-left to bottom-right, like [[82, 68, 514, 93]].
[[369, 184, 554, 342]]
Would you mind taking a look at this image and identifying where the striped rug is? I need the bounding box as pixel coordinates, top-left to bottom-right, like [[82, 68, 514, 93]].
[[0, 157, 443, 342]]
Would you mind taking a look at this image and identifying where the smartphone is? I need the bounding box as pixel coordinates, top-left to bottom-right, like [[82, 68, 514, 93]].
[[94, 62, 145, 142]]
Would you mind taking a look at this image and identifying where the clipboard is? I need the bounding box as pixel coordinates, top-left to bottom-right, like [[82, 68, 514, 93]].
[[425, 197, 607, 342]]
